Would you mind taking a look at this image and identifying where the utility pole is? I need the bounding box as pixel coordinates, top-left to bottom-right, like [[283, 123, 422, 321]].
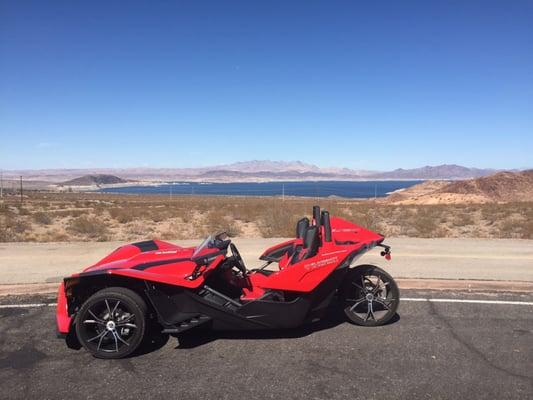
[[0, 170, 3, 198], [20, 175, 23, 205], [282, 183, 285, 202]]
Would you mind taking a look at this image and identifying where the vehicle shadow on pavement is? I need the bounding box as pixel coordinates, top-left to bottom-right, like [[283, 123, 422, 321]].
[[175, 307, 400, 350]]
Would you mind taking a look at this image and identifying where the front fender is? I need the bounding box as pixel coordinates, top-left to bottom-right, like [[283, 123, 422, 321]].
[[56, 282, 72, 336]]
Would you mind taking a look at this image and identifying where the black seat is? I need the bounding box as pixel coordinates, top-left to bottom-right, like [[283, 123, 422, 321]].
[[296, 217, 309, 238], [291, 225, 319, 264], [303, 225, 320, 259]]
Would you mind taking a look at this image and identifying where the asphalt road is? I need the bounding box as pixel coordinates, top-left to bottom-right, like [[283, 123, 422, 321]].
[[0, 290, 532, 400]]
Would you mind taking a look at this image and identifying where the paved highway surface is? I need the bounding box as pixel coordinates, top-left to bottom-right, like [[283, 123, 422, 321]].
[[0, 290, 531, 399]]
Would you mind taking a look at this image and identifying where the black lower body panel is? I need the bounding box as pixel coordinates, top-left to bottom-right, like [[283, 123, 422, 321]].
[[145, 264, 349, 331]]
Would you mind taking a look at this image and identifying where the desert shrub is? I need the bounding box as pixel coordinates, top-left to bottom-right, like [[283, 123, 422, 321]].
[[452, 212, 475, 227], [498, 219, 518, 238], [203, 209, 243, 237], [67, 216, 109, 240], [410, 207, 439, 238], [108, 207, 144, 223], [33, 211, 53, 225], [37, 229, 69, 242], [258, 205, 301, 237], [518, 219, 533, 239], [18, 207, 31, 216], [0, 216, 31, 241], [125, 221, 154, 237], [53, 209, 85, 218], [0, 202, 9, 214]]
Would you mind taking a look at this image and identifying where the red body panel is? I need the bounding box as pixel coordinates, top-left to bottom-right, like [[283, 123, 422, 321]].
[[56, 216, 386, 334], [56, 282, 71, 334], [244, 217, 383, 297]]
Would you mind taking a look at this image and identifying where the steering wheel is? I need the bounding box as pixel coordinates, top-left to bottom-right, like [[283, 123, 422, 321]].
[[229, 243, 247, 276]]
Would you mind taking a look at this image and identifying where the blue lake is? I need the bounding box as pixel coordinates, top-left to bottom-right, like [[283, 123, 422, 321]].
[[97, 180, 422, 199]]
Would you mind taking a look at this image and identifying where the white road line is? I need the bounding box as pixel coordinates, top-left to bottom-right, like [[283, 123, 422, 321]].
[[0, 303, 57, 309], [402, 298, 533, 306], [1, 298, 533, 309]]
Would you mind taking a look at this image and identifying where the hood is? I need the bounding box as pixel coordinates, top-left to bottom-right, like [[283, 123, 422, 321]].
[[83, 240, 195, 273]]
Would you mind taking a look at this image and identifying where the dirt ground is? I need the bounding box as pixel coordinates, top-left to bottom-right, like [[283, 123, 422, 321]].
[[1, 192, 532, 242]]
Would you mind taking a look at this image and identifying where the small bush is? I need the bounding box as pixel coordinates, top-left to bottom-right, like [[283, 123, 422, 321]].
[[67, 216, 109, 240], [33, 211, 53, 225], [0, 216, 31, 241]]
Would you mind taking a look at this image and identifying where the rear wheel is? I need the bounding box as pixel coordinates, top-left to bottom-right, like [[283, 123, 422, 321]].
[[75, 287, 147, 359], [341, 265, 399, 327]]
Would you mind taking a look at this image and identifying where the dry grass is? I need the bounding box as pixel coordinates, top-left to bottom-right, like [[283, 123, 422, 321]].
[[0, 192, 532, 242], [67, 216, 109, 241]]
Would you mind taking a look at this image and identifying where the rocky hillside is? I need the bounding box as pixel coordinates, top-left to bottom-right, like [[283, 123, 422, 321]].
[[62, 174, 128, 186], [385, 170, 533, 204]]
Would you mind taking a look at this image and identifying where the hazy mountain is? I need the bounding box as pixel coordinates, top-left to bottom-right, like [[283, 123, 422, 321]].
[[212, 160, 322, 173], [3, 161, 504, 183], [369, 164, 497, 180]]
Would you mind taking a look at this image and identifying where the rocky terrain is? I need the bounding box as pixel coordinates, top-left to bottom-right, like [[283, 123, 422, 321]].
[[61, 174, 128, 186], [386, 170, 533, 204]]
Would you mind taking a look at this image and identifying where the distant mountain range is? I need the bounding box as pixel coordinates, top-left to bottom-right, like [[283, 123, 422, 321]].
[[3, 161, 503, 183]]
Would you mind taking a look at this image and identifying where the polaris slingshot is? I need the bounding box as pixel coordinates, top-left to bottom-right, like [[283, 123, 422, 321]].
[[56, 206, 399, 358]]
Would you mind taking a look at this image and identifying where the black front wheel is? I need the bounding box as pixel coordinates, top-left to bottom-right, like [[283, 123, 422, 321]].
[[75, 287, 147, 359], [341, 265, 399, 327]]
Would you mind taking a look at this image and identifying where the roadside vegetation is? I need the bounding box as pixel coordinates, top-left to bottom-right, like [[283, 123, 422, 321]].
[[0, 192, 532, 242]]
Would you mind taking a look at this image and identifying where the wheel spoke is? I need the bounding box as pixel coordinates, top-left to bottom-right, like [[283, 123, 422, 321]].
[[113, 330, 130, 346], [87, 329, 107, 343], [104, 299, 112, 318], [362, 276, 369, 292], [116, 322, 137, 329], [111, 330, 119, 352], [96, 330, 109, 351], [364, 300, 375, 321], [351, 281, 366, 293], [88, 309, 105, 323], [349, 298, 366, 312], [83, 319, 105, 325], [111, 300, 120, 317], [118, 313, 135, 324], [374, 298, 392, 310], [372, 276, 382, 294]]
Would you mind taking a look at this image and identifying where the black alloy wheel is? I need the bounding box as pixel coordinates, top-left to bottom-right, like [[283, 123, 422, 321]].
[[342, 265, 399, 326], [75, 287, 147, 359]]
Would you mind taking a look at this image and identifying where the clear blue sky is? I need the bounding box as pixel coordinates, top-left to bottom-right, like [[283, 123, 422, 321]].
[[1, 0, 532, 171]]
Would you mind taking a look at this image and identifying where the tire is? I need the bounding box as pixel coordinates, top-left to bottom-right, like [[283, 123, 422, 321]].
[[75, 287, 147, 359], [340, 265, 400, 327]]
